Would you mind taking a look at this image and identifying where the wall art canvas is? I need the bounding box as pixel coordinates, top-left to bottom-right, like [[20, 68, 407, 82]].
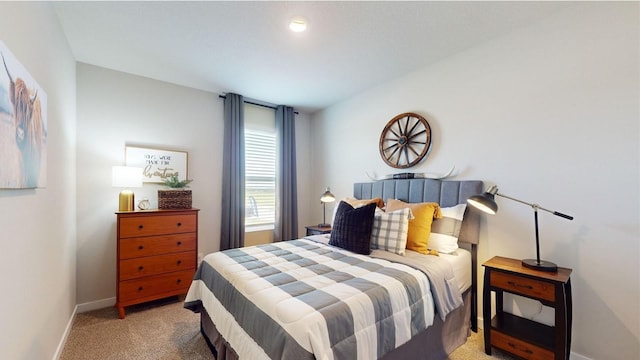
[[0, 40, 47, 189], [125, 146, 188, 184]]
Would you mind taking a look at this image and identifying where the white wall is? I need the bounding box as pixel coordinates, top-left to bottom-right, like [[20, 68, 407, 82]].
[[76, 64, 220, 305], [310, 3, 639, 360], [0, 3, 77, 359], [76, 63, 314, 306]]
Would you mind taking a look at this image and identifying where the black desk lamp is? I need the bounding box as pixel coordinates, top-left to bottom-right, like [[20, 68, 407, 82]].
[[319, 187, 335, 227], [467, 185, 574, 272]]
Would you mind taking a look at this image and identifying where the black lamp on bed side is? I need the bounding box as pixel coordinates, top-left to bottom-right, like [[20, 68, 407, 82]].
[[467, 185, 573, 272], [319, 187, 335, 227]]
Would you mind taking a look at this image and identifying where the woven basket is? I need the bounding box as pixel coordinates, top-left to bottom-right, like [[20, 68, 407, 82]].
[[158, 189, 192, 209]]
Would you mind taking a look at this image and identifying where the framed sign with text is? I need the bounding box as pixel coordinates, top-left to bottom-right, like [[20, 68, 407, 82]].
[[125, 146, 188, 183]]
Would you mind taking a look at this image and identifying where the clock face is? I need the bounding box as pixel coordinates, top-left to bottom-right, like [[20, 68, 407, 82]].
[[138, 199, 150, 210], [379, 112, 431, 169]]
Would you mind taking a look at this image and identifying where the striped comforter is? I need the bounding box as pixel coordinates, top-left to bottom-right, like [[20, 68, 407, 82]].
[[184, 239, 461, 360]]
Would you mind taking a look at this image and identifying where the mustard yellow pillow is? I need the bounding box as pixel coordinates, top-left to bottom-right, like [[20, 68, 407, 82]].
[[385, 199, 442, 254]]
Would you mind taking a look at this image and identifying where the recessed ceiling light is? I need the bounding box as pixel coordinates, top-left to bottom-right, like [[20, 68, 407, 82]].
[[289, 17, 308, 32]]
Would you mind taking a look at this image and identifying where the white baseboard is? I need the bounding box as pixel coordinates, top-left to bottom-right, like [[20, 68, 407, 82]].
[[477, 317, 592, 360], [52, 304, 78, 360], [76, 297, 116, 313]]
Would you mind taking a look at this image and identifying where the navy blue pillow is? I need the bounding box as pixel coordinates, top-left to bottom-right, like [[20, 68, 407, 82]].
[[329, 201, 376, 255]]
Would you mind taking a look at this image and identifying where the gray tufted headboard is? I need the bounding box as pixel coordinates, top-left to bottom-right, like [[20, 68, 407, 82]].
[[353, 178, 483, 245]]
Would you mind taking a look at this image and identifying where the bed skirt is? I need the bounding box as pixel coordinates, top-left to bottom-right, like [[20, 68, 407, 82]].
[[197, 290, 473, 360]]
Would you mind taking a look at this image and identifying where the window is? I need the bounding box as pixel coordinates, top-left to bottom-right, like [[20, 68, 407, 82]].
[[244, 104, 276, 229]]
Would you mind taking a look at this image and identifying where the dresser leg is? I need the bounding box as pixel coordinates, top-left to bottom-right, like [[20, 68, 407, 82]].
[[118, 306, 126, 319]]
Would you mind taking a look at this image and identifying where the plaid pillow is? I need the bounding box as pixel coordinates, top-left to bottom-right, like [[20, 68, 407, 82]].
[[329, 201, 377, 255], [385, 199, 442, 255], [370, 207, 414, 255]]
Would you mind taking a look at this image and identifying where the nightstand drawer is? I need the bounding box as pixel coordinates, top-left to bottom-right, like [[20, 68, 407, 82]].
[[492, 330, 554, 360], [119, 214, 197, 238], [305, 225, 331, 236], [490, 270, 555, 302], [119, 251, 196, 280], [119, 233, 196, 259], [118, 270, 194, 303]]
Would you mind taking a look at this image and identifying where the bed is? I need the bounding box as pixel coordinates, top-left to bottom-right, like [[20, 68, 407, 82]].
[[185, 178, 483, 359]]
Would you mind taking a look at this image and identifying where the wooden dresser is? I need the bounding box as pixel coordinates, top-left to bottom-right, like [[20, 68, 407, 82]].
[[115, 208, 199, 319]]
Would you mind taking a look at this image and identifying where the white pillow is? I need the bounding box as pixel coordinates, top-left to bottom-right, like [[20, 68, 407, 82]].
[[370, 207, 414, 255], [428, 204, 466, 254]]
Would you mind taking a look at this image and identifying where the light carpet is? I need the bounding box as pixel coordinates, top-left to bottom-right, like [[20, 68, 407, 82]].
[[60, 297, 517, 359]]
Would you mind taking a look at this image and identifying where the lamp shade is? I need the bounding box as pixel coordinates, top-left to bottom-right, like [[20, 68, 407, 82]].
[[112, 166, 143, 211], [112, 166, 143, 188], [318, 187, 335, 227], [320, 187, 335, 203], [466, 184, 498, 215]]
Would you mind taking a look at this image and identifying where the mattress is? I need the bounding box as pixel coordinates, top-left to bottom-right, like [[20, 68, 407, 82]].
[[306, 234, 472, 293], [441, 248, 472, 293]]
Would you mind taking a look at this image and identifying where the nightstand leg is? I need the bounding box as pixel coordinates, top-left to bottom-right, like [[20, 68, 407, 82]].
[[565, 279, 573, 360], [483, 268, 492, 355]]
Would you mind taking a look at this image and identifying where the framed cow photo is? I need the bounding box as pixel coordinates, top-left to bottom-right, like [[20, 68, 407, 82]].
[[0, 40, 48, 189]]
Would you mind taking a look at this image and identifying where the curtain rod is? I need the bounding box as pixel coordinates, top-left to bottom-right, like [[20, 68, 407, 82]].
[[218, 94, 298, 114]]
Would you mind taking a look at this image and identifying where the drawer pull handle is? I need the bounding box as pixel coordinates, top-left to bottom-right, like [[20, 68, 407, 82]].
[[177, 241, 182, 246], [507, 281, 533, 290], [177, 222, 182, 227], [138, 245, 144, 250], [177, 260, 182, 265], [177, 279, 182, 284], [138, 286, 143, 291], [138, 266, 144, 271], [138, 225, 144, 230]]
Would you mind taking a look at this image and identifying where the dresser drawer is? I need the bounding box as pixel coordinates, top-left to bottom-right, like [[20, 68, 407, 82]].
[[490, 271, 555, 302], [119, 214, 197, 238], [118, 269, 194, 303], [491, 330, 554, 360], [119, 251, 196, 280], [119, 233, 196, 259]]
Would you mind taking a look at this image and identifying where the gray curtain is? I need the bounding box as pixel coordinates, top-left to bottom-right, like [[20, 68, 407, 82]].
[[220, 93, 245, 250], [274, 105, 298, 241]]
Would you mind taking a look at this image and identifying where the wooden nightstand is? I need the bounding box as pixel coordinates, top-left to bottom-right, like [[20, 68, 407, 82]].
[[305, 225, 331, 236], [115, 208, 199, 319], [482, 256, 572, 360]]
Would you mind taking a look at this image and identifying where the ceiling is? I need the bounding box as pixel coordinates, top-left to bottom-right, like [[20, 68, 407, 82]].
[[53, 1, 570, 113]]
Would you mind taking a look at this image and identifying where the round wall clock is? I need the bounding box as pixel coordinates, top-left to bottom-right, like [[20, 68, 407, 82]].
[[378, 112, 432, 169]]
